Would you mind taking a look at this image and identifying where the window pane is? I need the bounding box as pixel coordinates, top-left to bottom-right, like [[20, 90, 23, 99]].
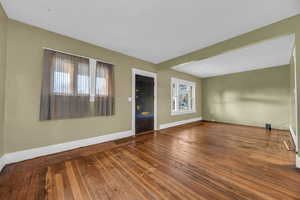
[[77, 75, 89, 95], [178, 84, 190, 111], [96, 77, 108, 96], [77, 63, 90, 95], [95, 63, 110, 96], [53, 71, 72, 95]]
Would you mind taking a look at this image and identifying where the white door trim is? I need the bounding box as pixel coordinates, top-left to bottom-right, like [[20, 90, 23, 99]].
[[293, 47, 298, 152], [132, 68, 157, 135]]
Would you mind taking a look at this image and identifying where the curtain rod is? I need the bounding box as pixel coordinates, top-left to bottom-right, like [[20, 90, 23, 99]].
[[42, 47, 114, 65]]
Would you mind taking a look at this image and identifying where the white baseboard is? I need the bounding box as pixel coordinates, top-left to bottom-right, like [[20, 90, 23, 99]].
[[297, 155, 300, 169], [289, 125, 298, 152], [160, 117, 202, 130], [0, 130, 133, 172]]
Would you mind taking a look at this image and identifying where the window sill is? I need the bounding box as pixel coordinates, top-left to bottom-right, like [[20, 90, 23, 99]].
[[171, 110, 197, 116]]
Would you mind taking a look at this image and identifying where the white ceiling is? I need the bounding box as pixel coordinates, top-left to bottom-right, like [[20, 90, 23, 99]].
[[172, 34, 295, 78], [1, 0, 300, 63]]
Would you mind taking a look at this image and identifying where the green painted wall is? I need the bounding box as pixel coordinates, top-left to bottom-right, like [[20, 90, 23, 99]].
[[3, 19, 202, 153], [0, 4, 7, 157], [158, 14, 300, 155], [202, 66, 290, 130]]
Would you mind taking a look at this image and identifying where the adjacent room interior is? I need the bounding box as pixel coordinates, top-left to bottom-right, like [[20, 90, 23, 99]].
[[0, 0, 299, 199]]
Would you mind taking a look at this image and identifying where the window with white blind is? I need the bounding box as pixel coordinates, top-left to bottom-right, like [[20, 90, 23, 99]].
[[171, 78, 196, 115]]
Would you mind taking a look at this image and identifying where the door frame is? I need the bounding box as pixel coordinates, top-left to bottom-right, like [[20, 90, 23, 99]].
[[293, 47, 298, 151], [132, 68, 157, 135]]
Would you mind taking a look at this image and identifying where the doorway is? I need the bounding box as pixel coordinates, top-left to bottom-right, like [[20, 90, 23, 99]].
[[132, 69, 157, 135]]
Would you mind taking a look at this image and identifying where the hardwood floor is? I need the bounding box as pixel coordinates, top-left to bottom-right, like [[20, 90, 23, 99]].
[[0, 121, 299, 200]]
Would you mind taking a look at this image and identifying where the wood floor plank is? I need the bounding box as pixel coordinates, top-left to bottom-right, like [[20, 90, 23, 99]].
[[55, 174, 65, 200], [65, 161, 85, 200], [139, 134, 299, 199], [100, 153, 148, 200], [107, 150, 175, 200], [127, 144, 253, 200], [119, 149, 205, 200], [97, 152, 158, 200], [73, 156, 110, 200], [0, 122, 300, 200]]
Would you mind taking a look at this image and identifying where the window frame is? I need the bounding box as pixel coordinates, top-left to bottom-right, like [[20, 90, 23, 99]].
[[171, 77, 196, 116]]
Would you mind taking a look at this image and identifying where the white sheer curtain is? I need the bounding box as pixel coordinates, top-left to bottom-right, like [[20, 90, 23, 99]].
[[94, 61, 114, 116], [40, 50, 115, 120], [40, 50, 90, 120]]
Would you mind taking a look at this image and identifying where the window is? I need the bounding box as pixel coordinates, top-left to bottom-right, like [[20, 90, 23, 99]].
[[95, 62, 111, 96], [77, 63, 90, 95], [171, 78, 196, 115], [51, 57, 89, 96], [96, 77, 107, 96], [77, 74, 90, 95], [53, 71, 72, 95], [40, 49, 114, 120]]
